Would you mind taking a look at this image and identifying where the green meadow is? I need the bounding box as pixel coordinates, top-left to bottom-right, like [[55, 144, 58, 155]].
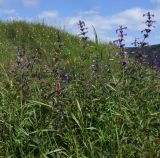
[[0, 21, 160, 158]]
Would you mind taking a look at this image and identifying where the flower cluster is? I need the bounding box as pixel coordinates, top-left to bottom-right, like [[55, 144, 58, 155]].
[[131, 12, 156, 64], [140, 12, 156, 47], [113, 25, 127, 57], [78, 20, 88, 42]]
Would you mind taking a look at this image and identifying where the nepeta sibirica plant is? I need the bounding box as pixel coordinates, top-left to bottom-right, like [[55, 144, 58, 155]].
[[114, 25, 128, 66], [140, 12, 156, 47], [132, 12, 156, 63], [78, 20, 88, 50], [114, 26, 127, 55], [11, 45, 31, 99], [132, 12, 156, 48], [131, 37, 140, 47], [91, 55, 99, 77], [53, 31, 64, 63]]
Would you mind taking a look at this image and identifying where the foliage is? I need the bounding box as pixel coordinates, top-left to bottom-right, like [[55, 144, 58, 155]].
[[0, 20, 160, 158]]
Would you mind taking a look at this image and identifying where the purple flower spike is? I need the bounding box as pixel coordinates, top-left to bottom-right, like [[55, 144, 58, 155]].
[[122, 61, 128, 66]]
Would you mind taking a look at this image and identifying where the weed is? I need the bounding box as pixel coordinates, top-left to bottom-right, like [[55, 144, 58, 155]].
[[114, 25, 127, 57], [131, 12, 156, 64], [140, 12, 156, 47]]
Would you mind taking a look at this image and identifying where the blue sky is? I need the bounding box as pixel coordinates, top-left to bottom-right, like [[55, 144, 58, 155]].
[[0, 0, 160, 46]]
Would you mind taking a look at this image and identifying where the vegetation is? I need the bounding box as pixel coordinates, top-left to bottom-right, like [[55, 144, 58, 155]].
[[127, 44, 160, 67], [0, 19, 160, 158]]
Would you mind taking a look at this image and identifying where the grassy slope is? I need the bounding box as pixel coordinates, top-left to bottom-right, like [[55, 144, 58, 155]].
[[0, 21, 160, 158]]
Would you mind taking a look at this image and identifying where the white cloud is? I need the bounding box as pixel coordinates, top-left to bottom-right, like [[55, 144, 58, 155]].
[[65, 8, 147, 32], [23, 0, 39, 7], [150, 0, 160, 3], [6, 6, 159, 45], [0, 8, 16, 17], [3, 9, 16, 15], [59, 8, 142, 43], [7, 16, 33, 22], [37, 10, 61, 28], [38, 10, 59, 20], [63, 7, 160, 44]]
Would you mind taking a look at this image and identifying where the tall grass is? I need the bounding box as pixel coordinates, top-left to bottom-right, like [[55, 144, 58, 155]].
[[0, 21, 160, 158]]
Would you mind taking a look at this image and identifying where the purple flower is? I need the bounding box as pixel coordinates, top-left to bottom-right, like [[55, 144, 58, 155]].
[[122, 61, 128, 66]]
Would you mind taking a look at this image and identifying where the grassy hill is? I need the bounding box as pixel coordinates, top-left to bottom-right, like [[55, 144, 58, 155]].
[[0, 21, 160, 158]]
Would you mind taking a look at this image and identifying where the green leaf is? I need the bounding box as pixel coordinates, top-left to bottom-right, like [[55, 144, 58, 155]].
[[92, 25, 99, 45], [86, 127, 97, 130], [71, 113, 82, 130]]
